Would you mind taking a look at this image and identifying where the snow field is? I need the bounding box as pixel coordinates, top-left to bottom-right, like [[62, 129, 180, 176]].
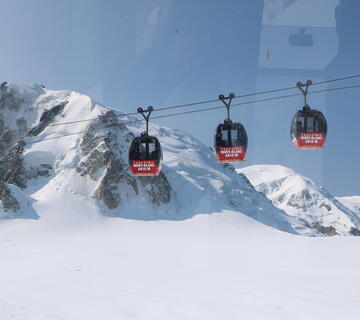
[[1, 212, 360, 320]]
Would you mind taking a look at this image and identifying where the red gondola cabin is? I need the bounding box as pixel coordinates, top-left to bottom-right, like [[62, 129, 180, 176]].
[[129, 134, 162, 176], [214, 121, 248, 163], [290, 106, 327, 149]]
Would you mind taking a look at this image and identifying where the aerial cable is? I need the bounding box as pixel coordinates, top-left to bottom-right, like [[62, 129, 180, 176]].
[[147, 74, 360, 113], [5, 73, 360, 135], [24, 83, 360, 145]]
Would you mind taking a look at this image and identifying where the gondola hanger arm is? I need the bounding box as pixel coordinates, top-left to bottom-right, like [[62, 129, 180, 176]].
[[296, 80, 312, 108], [219, 93, 235, 122], [137, 106, 154, 135]]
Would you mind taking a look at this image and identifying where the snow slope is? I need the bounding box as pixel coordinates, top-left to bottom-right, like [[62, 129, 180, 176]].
[[0, 82, 303, 234], [337, 196, 360, 215], [1, 84, 360, 319], [238, 165, 360, 236], [0, 212, 360, 320]]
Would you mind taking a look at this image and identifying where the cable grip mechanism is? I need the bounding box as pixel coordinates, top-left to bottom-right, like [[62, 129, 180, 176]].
[[219, 93, 235, 123], [296, 80, 312, 110], [137, 105, 154, 136]]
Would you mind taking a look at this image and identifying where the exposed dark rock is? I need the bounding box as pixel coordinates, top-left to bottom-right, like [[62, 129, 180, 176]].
[[0, 114, 52, 185], [0, 81, 8, 89], [0, 113, 4, 135], [2, 129, 12, 146], [0, 182, 20, 213], [350, 227, 360, 236], [287, 190, 312, 208], [0, 82, 26, 111], [0, 114, 25, 157], [94, 159, 129, 209], [139, 173, 172, 205], [0, 140, 27, 189], [77, 111, 138, 210], [77, 142, 110, 179], [319, 202, 332, 211], [310, 222, 339, 236], [28, 101, 68, 136]]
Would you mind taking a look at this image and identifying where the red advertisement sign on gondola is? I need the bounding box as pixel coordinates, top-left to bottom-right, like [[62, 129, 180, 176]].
[[217, 146, 246, 162], [130, 160, 160, 176], [294, 132, 325, 149]]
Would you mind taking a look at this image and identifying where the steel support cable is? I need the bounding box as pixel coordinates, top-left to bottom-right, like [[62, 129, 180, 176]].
[[5, 74, 360, 135], [25, 83, 360, 145]]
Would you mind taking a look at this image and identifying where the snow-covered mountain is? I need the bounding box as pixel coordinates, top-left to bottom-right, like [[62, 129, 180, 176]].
[[337, 196, 360, 216], [2, 83, 360, 319], [1, 82, 359, 237], [238, 165, 360, 236], [0, 81, 301, 233]]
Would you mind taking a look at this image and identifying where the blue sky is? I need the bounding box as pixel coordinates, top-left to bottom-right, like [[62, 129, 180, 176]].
[[0, 0, 359, 196]]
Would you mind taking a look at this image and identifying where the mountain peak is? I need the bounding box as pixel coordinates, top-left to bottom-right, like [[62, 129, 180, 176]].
[[238, 165, 360, 236], [1, 84, 359, 237], [0, 83, 298, 234]]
